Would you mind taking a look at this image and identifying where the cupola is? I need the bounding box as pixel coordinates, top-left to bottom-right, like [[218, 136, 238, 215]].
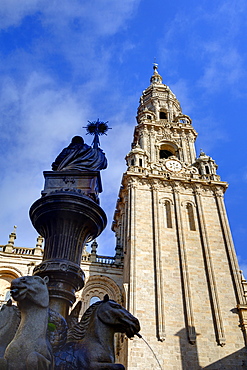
[[137, 64, 182, 124], [194, 150, 219, 181]]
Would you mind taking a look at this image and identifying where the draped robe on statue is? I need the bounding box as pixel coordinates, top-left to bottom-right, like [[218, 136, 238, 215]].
[[52, 137, 107, 172]]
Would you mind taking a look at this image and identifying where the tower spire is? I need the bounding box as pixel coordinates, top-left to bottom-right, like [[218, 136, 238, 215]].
[[150, 61, 162, 84]]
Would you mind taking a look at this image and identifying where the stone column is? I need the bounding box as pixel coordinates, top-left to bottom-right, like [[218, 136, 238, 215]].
[[30, 171, 107, 318]]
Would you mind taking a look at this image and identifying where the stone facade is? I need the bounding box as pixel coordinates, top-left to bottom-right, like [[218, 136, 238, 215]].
[[0, 232, 123, 314], [113, 65, 247, 369], [0, 65, 247, 369]]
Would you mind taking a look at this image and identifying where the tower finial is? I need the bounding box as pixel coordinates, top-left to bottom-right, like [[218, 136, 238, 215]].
[[8, 226, 17, 246], [153, 58, 158, 73], [150, 60, 162, 84]]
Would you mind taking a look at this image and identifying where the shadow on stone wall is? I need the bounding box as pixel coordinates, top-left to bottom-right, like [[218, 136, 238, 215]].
[[203, 347, 247, 369], [176, 327, 247, 369], [175, 328, 201, 370]]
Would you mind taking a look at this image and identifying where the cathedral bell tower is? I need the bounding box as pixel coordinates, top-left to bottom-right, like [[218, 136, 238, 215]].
[[113, 65, 247, 369]]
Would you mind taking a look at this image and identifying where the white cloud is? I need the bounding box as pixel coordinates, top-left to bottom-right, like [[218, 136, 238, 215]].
[[0, 71, 93, 247], [0, 0, 140, 35], [158, 1, 247, 95], [198, 45, 244, 92], [0, 64, 137, 254], [170, 79, 195, 115], [0, 0, 44, 29], [0, 0, 140, 251], [0, 72, 89, 168], [193, 115, 228, 155]]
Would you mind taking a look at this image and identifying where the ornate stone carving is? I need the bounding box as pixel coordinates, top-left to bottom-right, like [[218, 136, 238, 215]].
[[81, 275, 123, 307], [30, 190, 107, 316], [4, 276, 53, 370], [0, 283, 140, 370], [0, 300, 20, 358], [54, 295, 140, 370]]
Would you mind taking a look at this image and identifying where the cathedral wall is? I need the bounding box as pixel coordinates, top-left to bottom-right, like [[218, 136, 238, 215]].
[[0, 249, 124, 319], [123, 183, 246, 369], [130, 187, 156, 320]]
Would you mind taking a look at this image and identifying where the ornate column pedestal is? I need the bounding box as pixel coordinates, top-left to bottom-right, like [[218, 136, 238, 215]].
[[29, 171, 107, 318]]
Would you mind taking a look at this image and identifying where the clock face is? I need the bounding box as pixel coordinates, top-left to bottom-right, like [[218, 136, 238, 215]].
[[165, 159, 182, 172]]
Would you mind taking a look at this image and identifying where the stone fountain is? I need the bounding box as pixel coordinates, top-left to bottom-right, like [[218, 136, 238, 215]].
[[30, 132, 107, 318], [0, 120, 140, 370]]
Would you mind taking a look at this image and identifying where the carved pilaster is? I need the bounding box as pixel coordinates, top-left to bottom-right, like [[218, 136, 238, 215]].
[[193, 185, 226, 346], [172, 183, 197, 344], [214, 187, 245, 306], [149, 125, 156, 163], [123, 195, 128, 255], [127, 181, 137, 315], [151, 182, 166, 341], [181, 130, 188, 163]]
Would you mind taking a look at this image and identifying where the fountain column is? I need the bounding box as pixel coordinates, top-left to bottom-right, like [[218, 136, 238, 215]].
[[30, 170, 107, 318]]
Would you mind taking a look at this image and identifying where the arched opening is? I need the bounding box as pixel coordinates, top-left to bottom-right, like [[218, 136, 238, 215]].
[[164, 200, 172, 228], [159, 111, 167, 119], [186, 203, 196, 231], [90, 296, 101, 306], [160, 150, 173, 159], [80, 275, 122, 312], [0, 271, 19, 304], [159, 142, 178, 160]]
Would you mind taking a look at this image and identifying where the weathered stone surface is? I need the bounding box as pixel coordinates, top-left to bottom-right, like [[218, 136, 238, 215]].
[[113, 66, 247, 369], [54, 295, 140, 370], [0, 300, 20, 358], [4, 276, 53, 370], [41, 170, 103, 203]]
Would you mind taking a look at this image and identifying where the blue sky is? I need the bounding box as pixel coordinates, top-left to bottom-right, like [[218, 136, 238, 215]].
[[0, 0, 247, 273]]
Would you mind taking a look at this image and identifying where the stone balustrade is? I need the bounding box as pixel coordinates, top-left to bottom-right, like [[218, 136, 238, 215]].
[[1, 245, 43, 256], [0, 245, 121, 266]]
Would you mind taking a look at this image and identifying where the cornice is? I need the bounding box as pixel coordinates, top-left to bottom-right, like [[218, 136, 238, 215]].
[[113, 172, 228, 227], [135, 120, 197, 135], [120, 171, 228, 192]]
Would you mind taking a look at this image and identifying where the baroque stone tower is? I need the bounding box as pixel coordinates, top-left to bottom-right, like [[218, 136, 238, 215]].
[[113, 65, 247, 369]]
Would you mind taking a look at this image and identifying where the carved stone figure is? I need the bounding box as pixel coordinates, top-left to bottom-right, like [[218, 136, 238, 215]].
[[54, 295, 140, 370], [4, 276, 53, 370], [0, 300, 20, 358], [0, 280, 139, 370], [52, 136, 107, 172]]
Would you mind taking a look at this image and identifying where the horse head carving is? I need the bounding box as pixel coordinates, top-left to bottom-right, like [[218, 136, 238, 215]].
[[94, 294, 140, 338], [55, 295, 140, 369], [0, 277, 140, 370]]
